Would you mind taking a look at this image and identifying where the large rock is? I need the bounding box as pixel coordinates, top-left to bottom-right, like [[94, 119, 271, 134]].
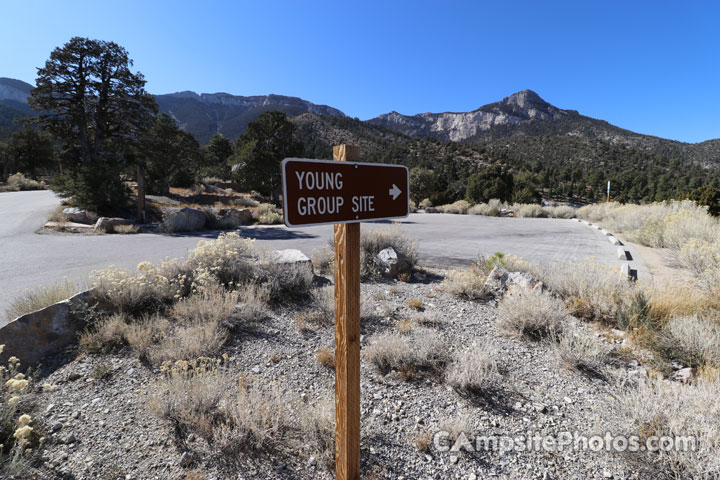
[[94, 217, 134, 233], [484, 266, 543, 294], [0, 290, 91, 368], [671, 367, 696, 383], [374, 247, 409, 278], [164, 207, 206, 232], [263, 249, 314, 277], [62, 208, 96, 224], [216, 208, 253, 228]]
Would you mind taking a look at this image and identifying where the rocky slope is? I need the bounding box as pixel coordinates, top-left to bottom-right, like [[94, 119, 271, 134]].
[[23, 270, 649, 480], [155, 91, 345, 144]]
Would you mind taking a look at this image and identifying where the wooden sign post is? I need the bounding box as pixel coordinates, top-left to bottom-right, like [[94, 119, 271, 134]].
[[333, 144, 361, 480], [281, 145, 409, 480]]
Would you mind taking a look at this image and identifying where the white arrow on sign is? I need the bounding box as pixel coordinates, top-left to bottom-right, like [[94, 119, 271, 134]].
[[389, 184, 401, 200]]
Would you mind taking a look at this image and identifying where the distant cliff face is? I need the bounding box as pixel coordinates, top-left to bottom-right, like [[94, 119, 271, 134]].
[[0, 78, 346, 144], [369, 90, 572, 142], [155, 91, 345, 143]]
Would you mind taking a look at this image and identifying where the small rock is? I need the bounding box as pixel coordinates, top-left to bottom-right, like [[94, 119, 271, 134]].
[[450, 455, 458, 464], [251, 365, 261, 374], [179, 452, 193, 468], [374, 247, 409, 278], [671, 367, 696, 383], [126, 368, 135, 375]]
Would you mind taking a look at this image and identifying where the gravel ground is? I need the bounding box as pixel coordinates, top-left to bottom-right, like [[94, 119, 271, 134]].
[[24, 268, 648, 480]]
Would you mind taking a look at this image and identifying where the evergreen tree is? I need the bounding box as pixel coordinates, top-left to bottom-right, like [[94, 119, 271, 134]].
[[142, 113, 201, 194], [7, 126, 56, 177], [29, 37, 156, 210], [231, 111, 303, 204]]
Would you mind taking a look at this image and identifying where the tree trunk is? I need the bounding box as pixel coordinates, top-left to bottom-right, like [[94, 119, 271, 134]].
[[271, 185, 281, 207]]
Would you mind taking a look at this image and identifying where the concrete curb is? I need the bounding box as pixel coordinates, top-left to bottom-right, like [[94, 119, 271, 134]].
[[578, 219, 639, 281]]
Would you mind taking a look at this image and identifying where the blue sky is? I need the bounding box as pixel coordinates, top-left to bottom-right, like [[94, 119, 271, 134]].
[[1, 1, 718, 142]]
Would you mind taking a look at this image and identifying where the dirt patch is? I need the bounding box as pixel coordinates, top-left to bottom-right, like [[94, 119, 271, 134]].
[[628, 241, 695, 285]]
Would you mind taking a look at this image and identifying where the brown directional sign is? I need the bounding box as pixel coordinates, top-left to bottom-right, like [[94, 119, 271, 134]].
[[281, 158, 409, 227]]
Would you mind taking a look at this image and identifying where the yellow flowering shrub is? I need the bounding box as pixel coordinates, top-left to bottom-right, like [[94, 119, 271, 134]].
[[186, 232, 257, 288], [91, 261, 186, 315], [0, 349, 38, 459]]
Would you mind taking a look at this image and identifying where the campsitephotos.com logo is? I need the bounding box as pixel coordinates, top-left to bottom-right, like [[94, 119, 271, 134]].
[[433, 430, 698, 454]]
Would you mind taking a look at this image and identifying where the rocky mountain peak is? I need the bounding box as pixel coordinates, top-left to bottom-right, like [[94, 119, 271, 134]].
[[500, 89, 549, 110]]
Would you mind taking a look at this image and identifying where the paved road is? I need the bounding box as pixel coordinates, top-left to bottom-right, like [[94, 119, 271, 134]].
[[0, 190, 647, 319]]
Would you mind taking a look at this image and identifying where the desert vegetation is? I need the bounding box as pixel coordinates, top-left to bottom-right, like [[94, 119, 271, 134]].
[[6, 211, 720, 478]]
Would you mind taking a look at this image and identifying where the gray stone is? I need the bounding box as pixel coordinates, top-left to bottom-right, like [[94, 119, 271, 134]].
[[671, 367, 696, 383], [0, 290, 92, 368], [485, 266, 542, 293], [215, 208, 252, 228], [163, 207, 206, 232], [374, 247, 409, 278], [62, 208, 96, 224], [44, 221, 95, 232], [267, 249, 313, 274], [94, 217, 133, 232], [617, 247, 629, 260]]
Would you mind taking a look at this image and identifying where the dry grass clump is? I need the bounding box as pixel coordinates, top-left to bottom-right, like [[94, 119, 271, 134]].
[[365, 328, 447, 379], [314, 347, 335, 369], [540, 261, 632, 324], [512, 204, 548, 218], [659, 315, 720, 367], [81, 285, 265, 363], [553, 324, 611, 375], [151, 362, 331, 461], [467, 203, 499, 216], [311, 245, 334, 275], [257, 211, 283, 225], [436, 200, 471, 214], [360, 227, 418, 279], [313, 227, 419, 280], [5, 173, 45, 191], [233, 196, 259, 207], [257, 261, 314, 304], [497, 289, 566, 340], [112, 224, 140, 234], [79, 313, 172, 358], [442, 264, 488, 300], [253, 203, 283, 224], [5, 279, 80, 321], [446, 341, 498, 394], [545, 205, 576, 219], [610, 376, 720, 478], [406, 298, 423, 310], [307, 286, 334, 326]]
